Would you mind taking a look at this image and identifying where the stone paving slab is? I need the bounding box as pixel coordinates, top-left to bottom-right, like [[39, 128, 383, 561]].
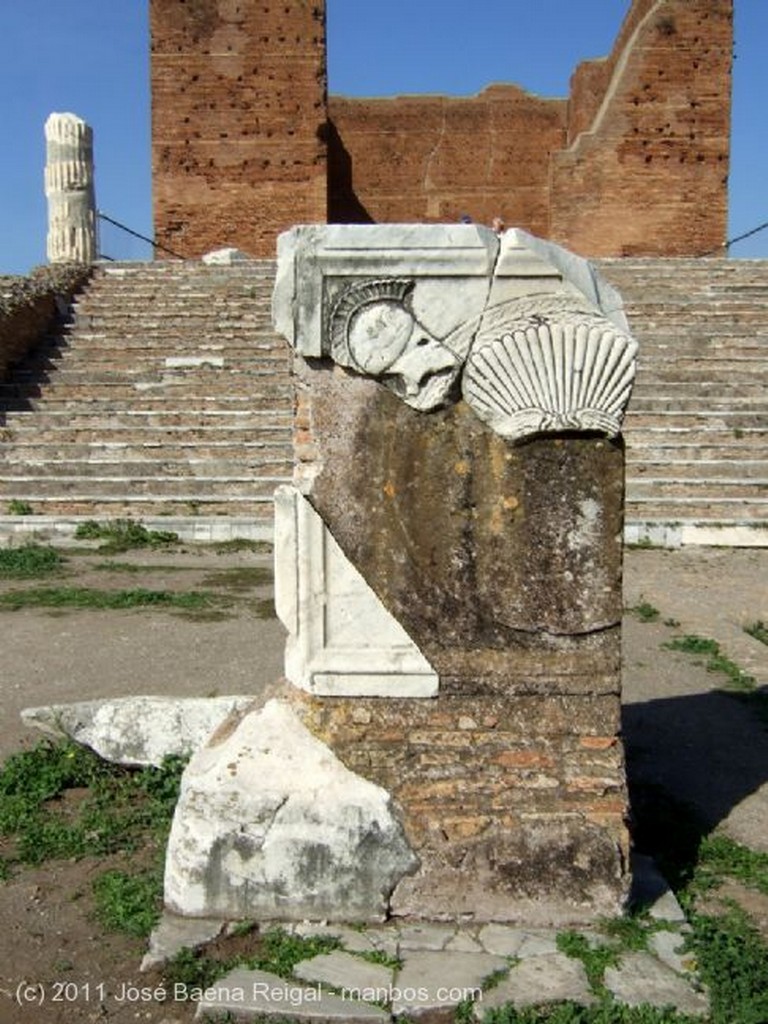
[[391, 951, 508, 1016], [604, 952, 710, 1016], [294, 951, 394, 994], [193, 967, 390, 1023], [476, 953, 596, 1014]]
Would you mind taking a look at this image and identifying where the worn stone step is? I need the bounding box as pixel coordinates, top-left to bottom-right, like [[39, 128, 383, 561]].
[[626, 459, 768, 479], [627, 412, 767, 430], [625, 498, 768, 521], [3, 424, 292, 445], [0, 475, 288, 498], [628, 396, 766, 412], [0, 495, 276, 517], [0, 457, 293, 477], [625, 442, 768, 460], [0, 440, 291, 460], [626, 477, 765, 501]]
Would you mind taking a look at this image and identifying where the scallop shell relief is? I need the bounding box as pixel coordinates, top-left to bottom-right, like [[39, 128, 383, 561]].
[[463, 302, 638, 441]]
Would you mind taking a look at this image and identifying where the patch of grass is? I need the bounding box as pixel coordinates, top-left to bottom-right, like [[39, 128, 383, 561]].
[[354, 948, 402, 971], [627, 600, 661, 623], [91, 560, 198, 574], [744, 621, 768, 647], [163, 927, 342, 992], [664, 635, 719, 656], [201, 567, 273, 590], [599, 914, 651, 952], [626, 536, 658, 550], [0, 586, 215, 612], [0, 741, 185, 875], [92, 866, 164, 937], [663, 635, 758, 693], [6, 499, 34, 515], [250, 597, 276, 619], [629, 783, 768, 1024], [479, 1004, 702, 1023], [689, 907, 768, 1024], [74, 519, 179, 553], [210, 539, 273, 555], [0, 543, 64, 578], [556, 931, 618, 995], [694, 835, 768, 897]]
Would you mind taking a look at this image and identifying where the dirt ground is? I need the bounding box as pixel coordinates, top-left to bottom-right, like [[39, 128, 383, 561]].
[[0, 541, 766, 1024]]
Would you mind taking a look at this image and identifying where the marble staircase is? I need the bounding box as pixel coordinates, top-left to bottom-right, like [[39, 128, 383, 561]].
[[0, 257, 765, 545], [597, 258, 768, 545]]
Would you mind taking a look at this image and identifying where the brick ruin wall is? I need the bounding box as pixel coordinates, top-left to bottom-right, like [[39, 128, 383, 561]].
[[327, 87, 567, 236], [151, 0, 327, 258], [328, 0, 732, 257], [151, 0, 732, 258]]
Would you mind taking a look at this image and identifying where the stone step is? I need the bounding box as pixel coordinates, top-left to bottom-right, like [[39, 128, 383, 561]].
[[626, 412, 766, 429], [626, 459, 768, 479], [625, 442, 768, 460], [624, 496, 768, 520], [3, 424, 292, 444], [3, 407, 291, 425], [0, 457, 293, 477], [0, 475, 287, 498], [628, 396, 766, 412], [0, 440, 292, 460], [1, 399, 290, 418], [0, 495, 276, 517]]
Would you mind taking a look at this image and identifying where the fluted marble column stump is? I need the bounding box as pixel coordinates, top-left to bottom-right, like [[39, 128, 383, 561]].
[[44, 112, 96, 264]]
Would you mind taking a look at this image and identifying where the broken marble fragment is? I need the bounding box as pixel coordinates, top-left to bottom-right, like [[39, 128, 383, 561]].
[[164, 699, 418, 921]]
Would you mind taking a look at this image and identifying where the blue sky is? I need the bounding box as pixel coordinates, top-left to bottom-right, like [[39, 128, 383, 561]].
[[1, 1, 765, 273]]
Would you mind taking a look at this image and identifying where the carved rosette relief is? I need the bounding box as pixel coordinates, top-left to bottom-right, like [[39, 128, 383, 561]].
[[323, 279, 637, 440]]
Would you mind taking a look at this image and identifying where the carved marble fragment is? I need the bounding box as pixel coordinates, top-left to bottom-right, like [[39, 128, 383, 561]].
[[274, 225, 637, 439], [44, 112, 97, 264]]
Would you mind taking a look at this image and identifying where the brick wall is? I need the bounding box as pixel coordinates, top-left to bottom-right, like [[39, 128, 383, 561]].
[[151, 0, 328, 258], [327, 86, 567, 234], [329, 0, 732, 256], [150, 0, 732, 259], [551, 0, 732, 256]]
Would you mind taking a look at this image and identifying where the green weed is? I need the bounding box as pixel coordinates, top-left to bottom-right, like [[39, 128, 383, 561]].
[[201, 567, 273, 590], [162, 927, 342, 991], [0, 586, 214, 612], [627, 601, 661, 623], [556, 931, 618, 994], [210, 539, 272, 555], [6, 499, 34, 515], [694, 835, 768, 897], [355, 948, 402, 971], [744, 621, 768, 646], [0, 543, 64, 578], [250, 597, 276, 619], [689, 908, 768, 1024], [92, 866, 164, 937], [626, 537, 657, 550], [663, 635, 757, 693], [479, 1004, 702, 1023], [74, 519, 179, 553], [0, 741, 185, 874]]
